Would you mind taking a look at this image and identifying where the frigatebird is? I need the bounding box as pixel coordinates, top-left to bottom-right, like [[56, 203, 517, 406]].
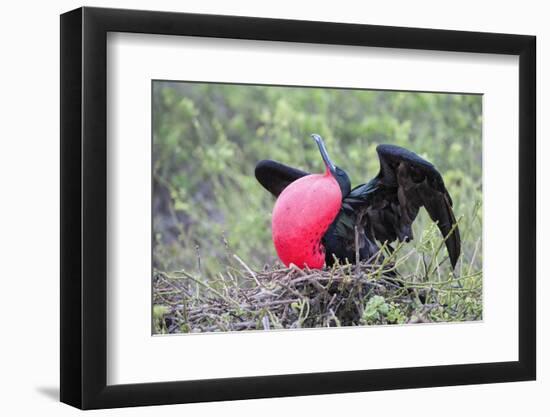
[[255, 134, 461, 270]]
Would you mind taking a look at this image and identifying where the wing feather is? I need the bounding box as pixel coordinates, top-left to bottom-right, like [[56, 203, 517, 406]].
[[344, 144, 461, 269], [254, 160, 309, 197]]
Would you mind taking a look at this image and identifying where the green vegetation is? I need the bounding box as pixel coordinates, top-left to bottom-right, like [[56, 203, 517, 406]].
[[152, 81, 482, 333]]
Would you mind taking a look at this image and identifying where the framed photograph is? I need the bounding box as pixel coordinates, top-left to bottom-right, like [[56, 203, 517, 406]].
[[60, 6, 536, 410]]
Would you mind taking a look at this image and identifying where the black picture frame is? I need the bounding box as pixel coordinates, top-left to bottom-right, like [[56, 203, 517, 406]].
[[60, 6, 536, 410]]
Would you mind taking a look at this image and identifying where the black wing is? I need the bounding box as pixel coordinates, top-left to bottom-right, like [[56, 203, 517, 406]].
[[347, 144, 461, 269], [254, 160, 309, 197]]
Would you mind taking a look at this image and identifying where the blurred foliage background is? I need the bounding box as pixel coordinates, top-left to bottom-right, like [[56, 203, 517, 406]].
[[152, 81, 482, 284]]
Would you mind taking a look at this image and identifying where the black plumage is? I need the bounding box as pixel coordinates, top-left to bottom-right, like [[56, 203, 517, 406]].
[[255, 141, 461, 269]]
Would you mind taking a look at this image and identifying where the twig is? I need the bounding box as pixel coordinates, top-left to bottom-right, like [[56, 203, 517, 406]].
[[233, 254, 265, 288]]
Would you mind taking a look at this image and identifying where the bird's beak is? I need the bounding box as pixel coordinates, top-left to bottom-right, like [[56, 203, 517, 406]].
[[311, 134, 337, 175]]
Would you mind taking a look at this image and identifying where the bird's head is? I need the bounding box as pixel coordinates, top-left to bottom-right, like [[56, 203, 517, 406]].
[[311, 134, 351, 198]]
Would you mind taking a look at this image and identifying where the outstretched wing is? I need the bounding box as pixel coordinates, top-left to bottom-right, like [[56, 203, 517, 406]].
[[254, 160, 309, 197], [346, 144, 461, 269]]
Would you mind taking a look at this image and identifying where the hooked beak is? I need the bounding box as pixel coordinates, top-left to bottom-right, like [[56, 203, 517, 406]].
[[311, 134, 336, 175]]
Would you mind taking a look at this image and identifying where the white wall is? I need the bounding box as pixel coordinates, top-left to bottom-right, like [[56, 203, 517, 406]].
[[0, 0, 545, 415]]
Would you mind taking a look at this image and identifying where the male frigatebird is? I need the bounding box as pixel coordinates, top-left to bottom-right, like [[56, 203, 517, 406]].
[[255, 134, 461, 270]]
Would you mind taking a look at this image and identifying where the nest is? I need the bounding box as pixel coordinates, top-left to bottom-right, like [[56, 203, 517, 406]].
[[153, 221, 483, 333], [152, 255, 419, 333]]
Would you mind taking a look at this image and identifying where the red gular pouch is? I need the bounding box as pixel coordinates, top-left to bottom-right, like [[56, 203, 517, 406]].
[[271, 170, 342, 269]]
